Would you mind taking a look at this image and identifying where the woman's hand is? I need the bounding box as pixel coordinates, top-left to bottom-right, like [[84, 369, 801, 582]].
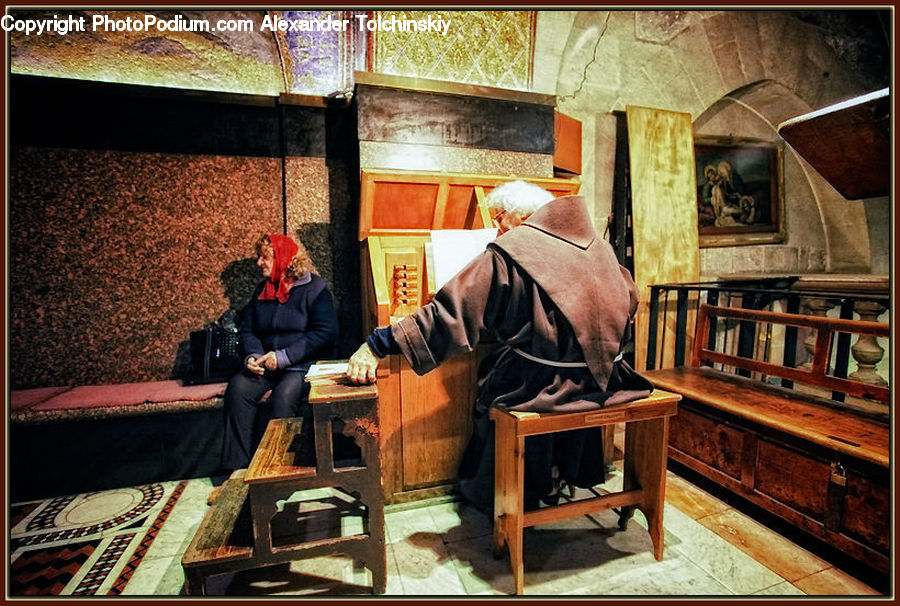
[[346, 342, 379, 384], [246, 356, 265, 375], [258, 351, 278, 371]]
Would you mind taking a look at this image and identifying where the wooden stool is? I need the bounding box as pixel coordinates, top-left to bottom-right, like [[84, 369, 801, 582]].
[[490, 389, 680, 595], [182, 379, 385, 595]]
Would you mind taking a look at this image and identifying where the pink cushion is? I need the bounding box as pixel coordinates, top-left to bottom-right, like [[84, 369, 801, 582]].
[[10, 386, 73, 411], [31, 380, 228, 412]]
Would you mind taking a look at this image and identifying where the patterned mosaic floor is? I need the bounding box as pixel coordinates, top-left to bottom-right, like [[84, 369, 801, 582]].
[[8, 471, 883, 596], [10, 480, 197, 596]]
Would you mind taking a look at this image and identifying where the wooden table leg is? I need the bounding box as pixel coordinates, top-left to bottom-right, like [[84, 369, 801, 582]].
[[250, 488, 278, 557], [492, 414, 513, 558], [492, 412, 525, 594], [183, 568, 205, 596], [363, 480, 387, 594], [624, 417, 669, 560]]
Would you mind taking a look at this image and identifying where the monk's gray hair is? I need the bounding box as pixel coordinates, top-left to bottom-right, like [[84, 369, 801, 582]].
[[484, 180, 555, 217]]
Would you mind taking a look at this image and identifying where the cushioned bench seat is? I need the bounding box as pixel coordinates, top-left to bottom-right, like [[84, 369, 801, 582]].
[[11, 380, 228, 425]]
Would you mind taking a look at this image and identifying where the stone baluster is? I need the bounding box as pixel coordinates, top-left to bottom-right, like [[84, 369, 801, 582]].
[[800, 297, 835, 370], [849, 301, 888, 387]]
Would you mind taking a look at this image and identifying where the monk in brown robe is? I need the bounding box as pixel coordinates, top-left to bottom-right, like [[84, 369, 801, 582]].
[[347, 180, 652, 510]]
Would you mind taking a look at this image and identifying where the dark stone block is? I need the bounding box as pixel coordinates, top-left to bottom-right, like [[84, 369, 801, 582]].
[[11, 74, 281, 157], [357, 83, 554, 154]]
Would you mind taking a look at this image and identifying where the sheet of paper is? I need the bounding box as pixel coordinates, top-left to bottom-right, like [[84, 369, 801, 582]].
[[305, 361, 349, 381], [429, 228, 498, 291]]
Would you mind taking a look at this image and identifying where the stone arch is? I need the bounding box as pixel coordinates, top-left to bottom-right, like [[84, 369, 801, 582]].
[[695, 79, 871, 273]]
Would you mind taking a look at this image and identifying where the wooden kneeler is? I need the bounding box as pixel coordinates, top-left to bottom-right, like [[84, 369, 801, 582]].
[[490, 389, 680, 595], [181, 378, 385, 595]]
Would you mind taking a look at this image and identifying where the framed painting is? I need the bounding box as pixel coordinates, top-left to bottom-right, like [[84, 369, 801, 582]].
[[695, 135, 785, 247]]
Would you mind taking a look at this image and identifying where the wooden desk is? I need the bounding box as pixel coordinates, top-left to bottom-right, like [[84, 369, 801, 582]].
[[359, 169, 581, 502]]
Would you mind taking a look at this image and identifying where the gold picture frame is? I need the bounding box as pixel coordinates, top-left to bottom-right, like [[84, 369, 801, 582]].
[[695, 135, 785, 248]]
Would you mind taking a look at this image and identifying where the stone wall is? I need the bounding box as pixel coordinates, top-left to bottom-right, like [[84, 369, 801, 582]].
[[10, 75, 558, 389], [9, 76, 357, 389], [534, 10, 886, 275], [9, 11, 888, 388]]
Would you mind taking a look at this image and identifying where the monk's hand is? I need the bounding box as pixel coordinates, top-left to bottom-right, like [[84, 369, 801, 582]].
[[347, 342, 378, 384]]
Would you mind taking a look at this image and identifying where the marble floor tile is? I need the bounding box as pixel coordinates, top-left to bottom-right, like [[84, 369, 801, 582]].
[[614, 503, 683, 550], [662, 503, 785, 594], [446, 510, 669, 596], [120, 553, 186, 596], [203, 555, 385, 596], [214, 565, 365, 596], [664, 470, 731, 521], [561, 551, 734, 595], [426, 500, 492, 544], [442, 534, 514, 595], [288, 555, 370, 588], [752, 581, 807, 596], [383, 544, 406, 595], [384, 507, 440, 544], [13, 471, 886, 598], [793, 567, 883, 596], [138, 480, 212, 561], [698, 508, 831, 582], [390, 529, 467, 595]]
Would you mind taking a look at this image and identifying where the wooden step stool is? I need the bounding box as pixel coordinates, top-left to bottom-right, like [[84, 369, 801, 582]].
[[490, 389, 680, 595], [181, 379, 385, 595]]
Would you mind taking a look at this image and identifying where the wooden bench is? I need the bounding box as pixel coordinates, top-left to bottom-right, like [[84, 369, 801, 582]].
[[643, 304, 890, 575], [490, 389, 681, 595], [9, 380, 227, 500]]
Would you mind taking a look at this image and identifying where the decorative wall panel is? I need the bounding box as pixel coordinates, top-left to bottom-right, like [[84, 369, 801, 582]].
[[9, 148, 283, 388], [9, 10, 283, 95], [8, 9, 361, 96], [356, 83, 553, 152], [275, 10, 365, 95], [8, 76, 357, 388], [370, 10, 535, 90]]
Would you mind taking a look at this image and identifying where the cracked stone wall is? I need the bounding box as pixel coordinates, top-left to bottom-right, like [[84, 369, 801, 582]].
[[534, 9, 888, 276]]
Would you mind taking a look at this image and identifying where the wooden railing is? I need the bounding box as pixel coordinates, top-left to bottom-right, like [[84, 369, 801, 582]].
[[693, 304, 890, 403], [645, 277, 889, 405]]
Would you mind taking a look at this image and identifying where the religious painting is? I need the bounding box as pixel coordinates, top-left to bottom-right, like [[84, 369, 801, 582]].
[[695, 136, 784, 247]]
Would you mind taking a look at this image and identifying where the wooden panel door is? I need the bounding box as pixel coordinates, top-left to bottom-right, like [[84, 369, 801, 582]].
[[669, 405, 744, 480], [399, 353, 476, 489], [626, 106, 700, 370]]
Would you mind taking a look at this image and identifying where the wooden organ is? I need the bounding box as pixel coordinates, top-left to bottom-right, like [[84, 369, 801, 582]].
[[358, 169, 580, 502]]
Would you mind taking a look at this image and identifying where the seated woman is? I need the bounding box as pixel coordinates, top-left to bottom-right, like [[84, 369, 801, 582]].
[[220, 233, 338, 471]]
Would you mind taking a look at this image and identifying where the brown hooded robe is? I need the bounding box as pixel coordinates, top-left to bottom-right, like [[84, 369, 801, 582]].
[[391, 195, 652, 509]]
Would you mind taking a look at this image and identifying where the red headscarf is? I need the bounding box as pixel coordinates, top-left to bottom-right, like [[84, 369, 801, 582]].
[[258, 234, 299, 304]]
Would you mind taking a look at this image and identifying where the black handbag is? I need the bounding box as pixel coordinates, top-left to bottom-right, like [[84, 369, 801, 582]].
[[185, 324, 241, 385]]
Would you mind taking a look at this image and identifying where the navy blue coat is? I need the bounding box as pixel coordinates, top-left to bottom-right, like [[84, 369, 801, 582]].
[[240, 274, 338, 372]]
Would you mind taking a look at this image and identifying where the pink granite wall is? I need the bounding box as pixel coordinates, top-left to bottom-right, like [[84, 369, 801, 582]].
[[285, 156, 361, 357], [9, 147, 283, 388]]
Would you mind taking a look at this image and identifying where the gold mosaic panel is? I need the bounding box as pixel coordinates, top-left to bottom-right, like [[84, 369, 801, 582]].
[[9, 10, 284, 95], [371, 10, 535, 90]]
